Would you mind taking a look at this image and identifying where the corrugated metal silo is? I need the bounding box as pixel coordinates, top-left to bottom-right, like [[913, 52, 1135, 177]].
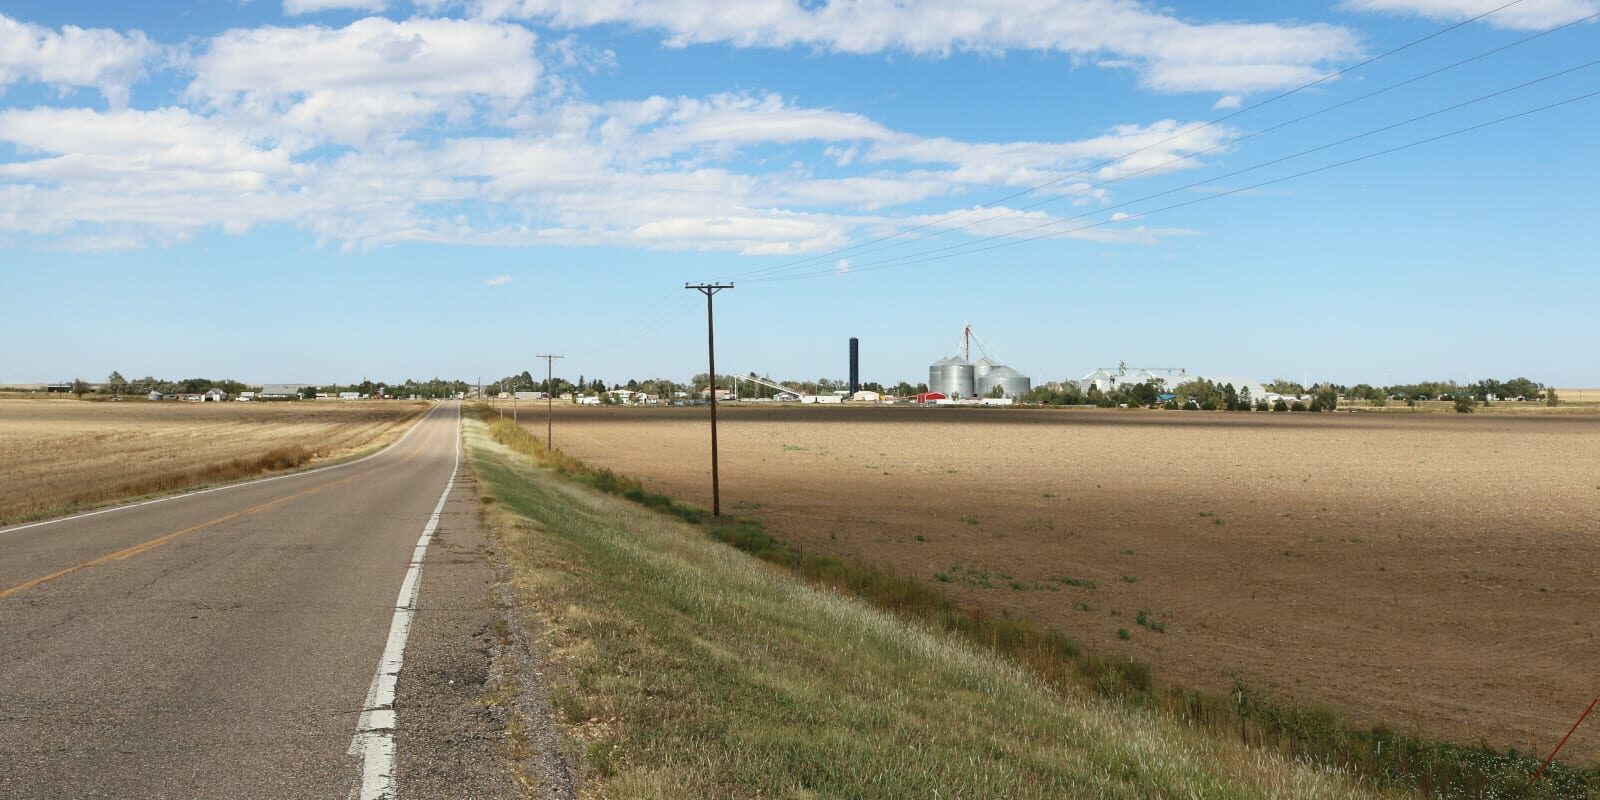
[[978, 365, 1031, 398], [929, 356, 976, 398], [929, 356, 955, 396]]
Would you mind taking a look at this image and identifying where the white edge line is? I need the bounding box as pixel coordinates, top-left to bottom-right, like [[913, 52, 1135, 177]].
[[0, 401, 447, 537], [348, 401, 461, 800]]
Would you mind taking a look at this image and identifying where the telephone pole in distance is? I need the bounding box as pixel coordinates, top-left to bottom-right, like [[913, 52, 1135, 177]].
[[538, 354, 564, 448], [686, 282, 733, 516]]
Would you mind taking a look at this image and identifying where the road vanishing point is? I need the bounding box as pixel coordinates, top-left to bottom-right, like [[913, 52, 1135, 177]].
[[0, 402, 508, 799]]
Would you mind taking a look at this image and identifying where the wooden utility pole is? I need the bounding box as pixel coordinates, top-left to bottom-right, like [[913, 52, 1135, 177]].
[[686, 282, 733, 516], [538, 355, 564, 447]]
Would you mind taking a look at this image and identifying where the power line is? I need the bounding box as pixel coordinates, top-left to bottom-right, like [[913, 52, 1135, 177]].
[[742, 10, 1600, 282], [748, 87, 1600, 283], [748, 58, 1600, 280], [721, 0, 1535, 282]]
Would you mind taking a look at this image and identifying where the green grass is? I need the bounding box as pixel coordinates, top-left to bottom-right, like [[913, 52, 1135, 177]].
[[466, 415, 1384, 799], [470, 407, 1599, 799]]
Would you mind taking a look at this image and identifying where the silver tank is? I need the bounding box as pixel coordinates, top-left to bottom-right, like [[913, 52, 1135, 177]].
[[928, 357, 975, 398], [977, 365, 1031, 398]]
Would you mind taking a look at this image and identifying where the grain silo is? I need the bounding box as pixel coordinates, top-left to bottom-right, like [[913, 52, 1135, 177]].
[[929, 356, 976, 399], [977, 364, 1031, 398]]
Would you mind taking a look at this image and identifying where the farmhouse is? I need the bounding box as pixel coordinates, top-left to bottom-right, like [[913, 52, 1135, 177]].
[[203, 388, 229, 402], [148, 391, 166, 401], [260, 384, 309, 399]]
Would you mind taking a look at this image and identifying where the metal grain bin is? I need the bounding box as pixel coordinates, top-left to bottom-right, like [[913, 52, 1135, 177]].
[[929, 356, 975, 399], [977, 365, 1032, 398]]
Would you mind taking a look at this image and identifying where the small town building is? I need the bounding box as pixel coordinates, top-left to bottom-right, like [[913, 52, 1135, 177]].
[[260, 384, 309, 399]]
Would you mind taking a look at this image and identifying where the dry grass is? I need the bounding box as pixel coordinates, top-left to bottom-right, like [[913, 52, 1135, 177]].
[[1556, 388, 1600, 405], [0, 398, 426, 525], [467, 416, 1394, 799]]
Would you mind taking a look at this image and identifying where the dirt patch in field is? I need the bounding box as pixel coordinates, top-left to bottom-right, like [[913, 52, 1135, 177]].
[[522, 402, 1600, 760], [0, 398, 426, 525]]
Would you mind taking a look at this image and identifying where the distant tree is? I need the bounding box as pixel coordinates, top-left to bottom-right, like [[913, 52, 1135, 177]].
[[1546, 387, 1560, 407], [107, 371, 128, 396], [1127, 379, 1162, 408], [72, 378, 89, 398], [1312, 383, 1338, 412], [1175, 378, 1223, 410], [1264, 379, 1305, 395], [1290, 400, 1307, 412], [1273, 399, 1289, 412], [1237, 385, 1253, 411], [1454, 395, 1475, 413], [1255, 398, 1270, 412], [301, 386, 317, 400], [1504, 377, 1539, 400]]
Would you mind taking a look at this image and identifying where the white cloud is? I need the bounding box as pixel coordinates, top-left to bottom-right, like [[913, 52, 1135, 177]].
[[1341, 0, 1600, 30], [474, 0, 1362, 93], [0, 14, 1222, 255], [835, 258, 850, 274], [485, 273, 513, 286], [1213, 94, 1243, 110], [0, 14, 161, 107], [284, 0, 389, 14], [187, 17, 541, 144]]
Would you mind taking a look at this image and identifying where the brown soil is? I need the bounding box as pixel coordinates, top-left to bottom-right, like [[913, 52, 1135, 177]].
[[0, 398, 425, 525], [523, 402, 1600, 761]]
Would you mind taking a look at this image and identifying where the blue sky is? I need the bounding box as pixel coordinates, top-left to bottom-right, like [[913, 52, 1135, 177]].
[[1, 0, 1596, 387]]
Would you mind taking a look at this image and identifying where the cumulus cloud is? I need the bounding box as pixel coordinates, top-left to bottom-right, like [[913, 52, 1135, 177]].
[[473, 0, 1362, 93], [1213, 94, 1243, 110], [0, 14, 1228, 255], [186, 16, 541, 144], [485, 273, 513, 286], [284, 0, 389, 14], [1341, 0, 1600, 30], [0, 14, 161, 107]]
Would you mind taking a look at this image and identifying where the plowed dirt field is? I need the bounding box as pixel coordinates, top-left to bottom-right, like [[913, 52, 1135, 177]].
[[527, 403, 1600, 759]]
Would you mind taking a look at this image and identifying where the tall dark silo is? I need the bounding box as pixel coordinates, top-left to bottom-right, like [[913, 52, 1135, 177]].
[[849, 337, 860, 394]]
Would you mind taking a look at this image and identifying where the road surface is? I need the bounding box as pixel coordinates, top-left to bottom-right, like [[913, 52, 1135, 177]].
[[0, 401, 510, 799]]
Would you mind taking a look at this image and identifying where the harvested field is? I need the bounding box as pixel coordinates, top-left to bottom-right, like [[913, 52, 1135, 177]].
[[0, 398, 427, 525], [524, 403, 1600, 761]]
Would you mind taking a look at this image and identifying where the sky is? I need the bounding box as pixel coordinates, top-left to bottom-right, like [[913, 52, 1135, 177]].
[[1, 0, 1596, 388]]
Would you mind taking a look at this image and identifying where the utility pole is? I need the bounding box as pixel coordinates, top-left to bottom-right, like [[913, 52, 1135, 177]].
[[538, 355, 564, 448], [686, 282, 733, 516]]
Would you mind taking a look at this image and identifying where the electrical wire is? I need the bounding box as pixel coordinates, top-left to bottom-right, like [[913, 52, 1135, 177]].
[[747, 86, 1600, 283], [740, 10, 1600, 283], [719, 0, 1536, 283]]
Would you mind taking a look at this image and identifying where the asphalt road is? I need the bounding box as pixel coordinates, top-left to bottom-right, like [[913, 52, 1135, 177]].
[[0, 401, 512, 799]]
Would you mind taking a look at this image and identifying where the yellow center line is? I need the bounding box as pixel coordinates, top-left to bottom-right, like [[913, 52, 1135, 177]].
[[0, 438, 431, 599]]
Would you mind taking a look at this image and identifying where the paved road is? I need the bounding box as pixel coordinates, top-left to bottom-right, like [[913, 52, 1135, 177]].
[[0, 401, 508, 799]]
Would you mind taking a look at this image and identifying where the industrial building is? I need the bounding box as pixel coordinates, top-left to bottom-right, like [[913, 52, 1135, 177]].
[[927, 324, 1032, 400]]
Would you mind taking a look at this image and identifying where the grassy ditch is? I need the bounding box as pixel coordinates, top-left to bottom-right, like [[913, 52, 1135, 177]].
[[475, 407, 1598, 799], [468, 413, 1385, 798]]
